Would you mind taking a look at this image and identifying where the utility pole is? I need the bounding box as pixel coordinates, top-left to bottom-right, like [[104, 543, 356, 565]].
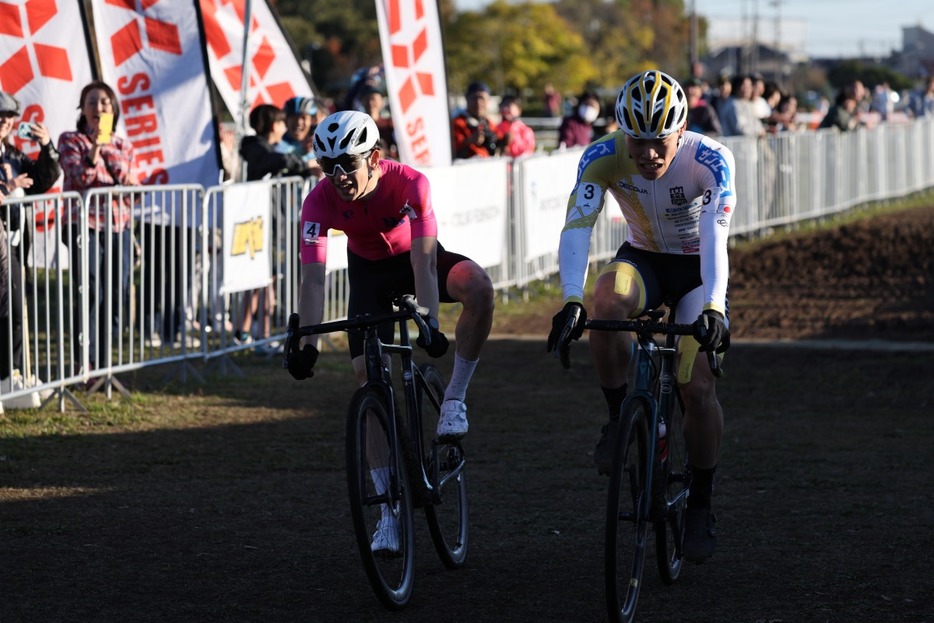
[[690, 0, 699, 76]]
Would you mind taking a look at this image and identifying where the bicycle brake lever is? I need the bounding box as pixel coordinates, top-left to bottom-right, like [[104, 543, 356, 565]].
[[706, 349, 723, 378], [554, 308, 581, 368], [284, 313, 300, 369]]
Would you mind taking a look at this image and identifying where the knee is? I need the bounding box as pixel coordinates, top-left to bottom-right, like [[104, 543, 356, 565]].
[[454, 267, 494, 315], [593, 280, 636, 319]]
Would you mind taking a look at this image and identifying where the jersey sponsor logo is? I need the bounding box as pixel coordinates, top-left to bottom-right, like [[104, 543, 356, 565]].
[[576, 140, 616, 180], [669, 186, 687, 206], [342, 210, 354, 220], [618, 181, 648, 194], [694, 144, 733, 196], [303, 220, 321, 245], [383, 215, 407, 228], [400, 199, 417, 220]]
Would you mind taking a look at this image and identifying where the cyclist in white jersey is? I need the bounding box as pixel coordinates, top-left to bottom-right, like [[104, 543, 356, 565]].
[[547, 70, 736, 563]]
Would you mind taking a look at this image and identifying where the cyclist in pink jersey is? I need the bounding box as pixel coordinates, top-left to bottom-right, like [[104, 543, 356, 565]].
[[289, 111, 494, 442], [547, 71, 736, 563]]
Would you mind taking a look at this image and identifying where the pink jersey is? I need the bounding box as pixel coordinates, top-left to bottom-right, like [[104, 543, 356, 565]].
[[300, 160, 438, 264]]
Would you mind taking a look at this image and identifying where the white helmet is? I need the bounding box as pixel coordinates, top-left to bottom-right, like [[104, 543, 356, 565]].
[[312, 110, 379, 158], [615, 70, 688, 139]]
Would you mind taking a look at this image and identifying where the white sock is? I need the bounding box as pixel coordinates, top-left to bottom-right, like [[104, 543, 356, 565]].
[[443, 353, 478, 403], [370, 467, 390, 496]]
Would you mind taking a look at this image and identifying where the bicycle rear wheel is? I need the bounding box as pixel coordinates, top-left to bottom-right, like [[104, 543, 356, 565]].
[[605, 399, 650, 623], [655, 386, 689, 584], [418, 363, 469, 569], [346, 386, 416, 609]]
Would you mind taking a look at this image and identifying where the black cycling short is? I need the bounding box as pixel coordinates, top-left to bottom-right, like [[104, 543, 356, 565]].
[[346, 243, 470, 357], [613, 241, 704, 311]]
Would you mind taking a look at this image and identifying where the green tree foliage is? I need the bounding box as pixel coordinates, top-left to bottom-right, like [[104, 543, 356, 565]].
[[553, 0, 690, 86], [444, 1, 597, 98], [272, 0, 693, 103]]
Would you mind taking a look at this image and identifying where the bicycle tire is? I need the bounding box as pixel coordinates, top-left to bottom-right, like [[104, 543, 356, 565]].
[[346, 386, 416, 609], [418, 363, 469, 569], [605, 398, 651, 623], [655, 385, 689, 584]]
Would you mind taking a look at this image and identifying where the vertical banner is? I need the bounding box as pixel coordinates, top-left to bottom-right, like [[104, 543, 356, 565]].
[[199, 0, 313, 129], [220, 181, 272, 294], [89, 0, 220, 189], [375, 0, 451, 168], [0, 0, 95, 178]]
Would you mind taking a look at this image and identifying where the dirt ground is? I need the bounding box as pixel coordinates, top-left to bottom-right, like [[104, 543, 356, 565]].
[[2, 205, 933, 622]]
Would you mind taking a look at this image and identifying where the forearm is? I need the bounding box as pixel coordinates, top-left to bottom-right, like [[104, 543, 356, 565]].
[[298, 262, 326, 348], [410, 237, 439, 317]]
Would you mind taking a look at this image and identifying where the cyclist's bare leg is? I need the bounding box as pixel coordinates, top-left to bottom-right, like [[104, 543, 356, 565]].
[[445, 260, 494, 361], [590, 267, 641, 389], [678, 353, 723, 470]]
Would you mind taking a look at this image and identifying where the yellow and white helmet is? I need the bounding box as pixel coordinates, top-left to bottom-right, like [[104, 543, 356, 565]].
[[615, 70, 688, 139]]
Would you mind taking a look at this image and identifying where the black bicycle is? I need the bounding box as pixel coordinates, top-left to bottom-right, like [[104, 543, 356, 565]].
[[555, 304, 721, 623], [284, 295, 468, 609]]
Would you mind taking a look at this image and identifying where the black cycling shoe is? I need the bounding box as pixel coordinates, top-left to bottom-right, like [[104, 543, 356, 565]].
[[594, 418, 619, 476], [683, 507, 717, 563]]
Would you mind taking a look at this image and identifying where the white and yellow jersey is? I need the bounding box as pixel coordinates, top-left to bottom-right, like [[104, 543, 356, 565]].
[[558, 130, 736, 315]]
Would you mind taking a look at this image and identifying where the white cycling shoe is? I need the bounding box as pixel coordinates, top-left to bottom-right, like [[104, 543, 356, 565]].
[[370, 514, 401, 556], [436, 399, 469, 438]]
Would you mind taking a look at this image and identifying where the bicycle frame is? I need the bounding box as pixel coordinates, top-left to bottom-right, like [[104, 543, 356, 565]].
[[359, 316, 453, 504]]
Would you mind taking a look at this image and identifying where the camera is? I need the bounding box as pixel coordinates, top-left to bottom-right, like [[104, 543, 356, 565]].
[[16, 122, 34, 140]]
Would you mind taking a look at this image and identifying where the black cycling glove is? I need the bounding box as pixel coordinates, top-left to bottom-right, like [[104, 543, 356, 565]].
[[287, 344, 319, 380], [693, 310, 730, 353], [416, 317, 449, 358], [547, 302, 587, 353]]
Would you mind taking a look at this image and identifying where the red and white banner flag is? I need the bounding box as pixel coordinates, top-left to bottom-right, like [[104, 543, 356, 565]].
[[199, 0, 313, 129], [375, 0, 451, 167], [89, 0, 220, 188], [0, 0, 95, 178]]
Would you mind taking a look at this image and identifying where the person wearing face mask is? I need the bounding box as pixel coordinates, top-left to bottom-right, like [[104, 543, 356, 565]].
[[495, 95, 535, 159], [557, 90, 602, 150], [547, 71, 737, 564]]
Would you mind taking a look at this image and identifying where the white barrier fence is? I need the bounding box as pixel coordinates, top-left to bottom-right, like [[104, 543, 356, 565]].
[[2, 118, 932, 411]]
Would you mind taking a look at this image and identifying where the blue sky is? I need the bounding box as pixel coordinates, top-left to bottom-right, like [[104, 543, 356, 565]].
[[452, 0, 932, 59]]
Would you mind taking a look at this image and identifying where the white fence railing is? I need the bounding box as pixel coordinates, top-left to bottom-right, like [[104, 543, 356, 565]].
[[2, 118, 932, 411]]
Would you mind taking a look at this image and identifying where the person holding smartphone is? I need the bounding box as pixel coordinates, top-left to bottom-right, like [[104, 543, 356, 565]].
[[57, 81, 140, 376], [0, 90, 61, 226]]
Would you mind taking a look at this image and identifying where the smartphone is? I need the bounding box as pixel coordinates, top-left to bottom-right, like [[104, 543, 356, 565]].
[[16, 122, 34, 140], [97, 112, 114, 145]]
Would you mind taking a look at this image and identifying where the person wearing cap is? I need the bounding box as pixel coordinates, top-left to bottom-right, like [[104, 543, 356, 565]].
[[452, 81, 498, 159], [0, 90, 61, 206], [279, 96, 319, 159]]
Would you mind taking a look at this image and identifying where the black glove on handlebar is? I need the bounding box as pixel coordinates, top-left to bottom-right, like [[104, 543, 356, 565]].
[[287, 344, 319, 380], [693, 310, 730, 353], [417, 322, 449, 358], [547, 302, 587, 353]]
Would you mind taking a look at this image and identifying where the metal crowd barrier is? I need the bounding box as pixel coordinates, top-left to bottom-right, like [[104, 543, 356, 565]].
[[1, 116, 932, 411]]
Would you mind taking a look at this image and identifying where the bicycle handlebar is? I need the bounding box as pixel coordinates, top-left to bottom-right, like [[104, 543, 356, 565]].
[[283, 295, 434, 369], [557, 315, 723, 378]]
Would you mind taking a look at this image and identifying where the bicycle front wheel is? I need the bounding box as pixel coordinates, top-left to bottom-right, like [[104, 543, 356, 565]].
[[346, 386, 416, 609], [655, 386, 688, 584], [605, 399, 650, 623], [418, 363, 469, 569]]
